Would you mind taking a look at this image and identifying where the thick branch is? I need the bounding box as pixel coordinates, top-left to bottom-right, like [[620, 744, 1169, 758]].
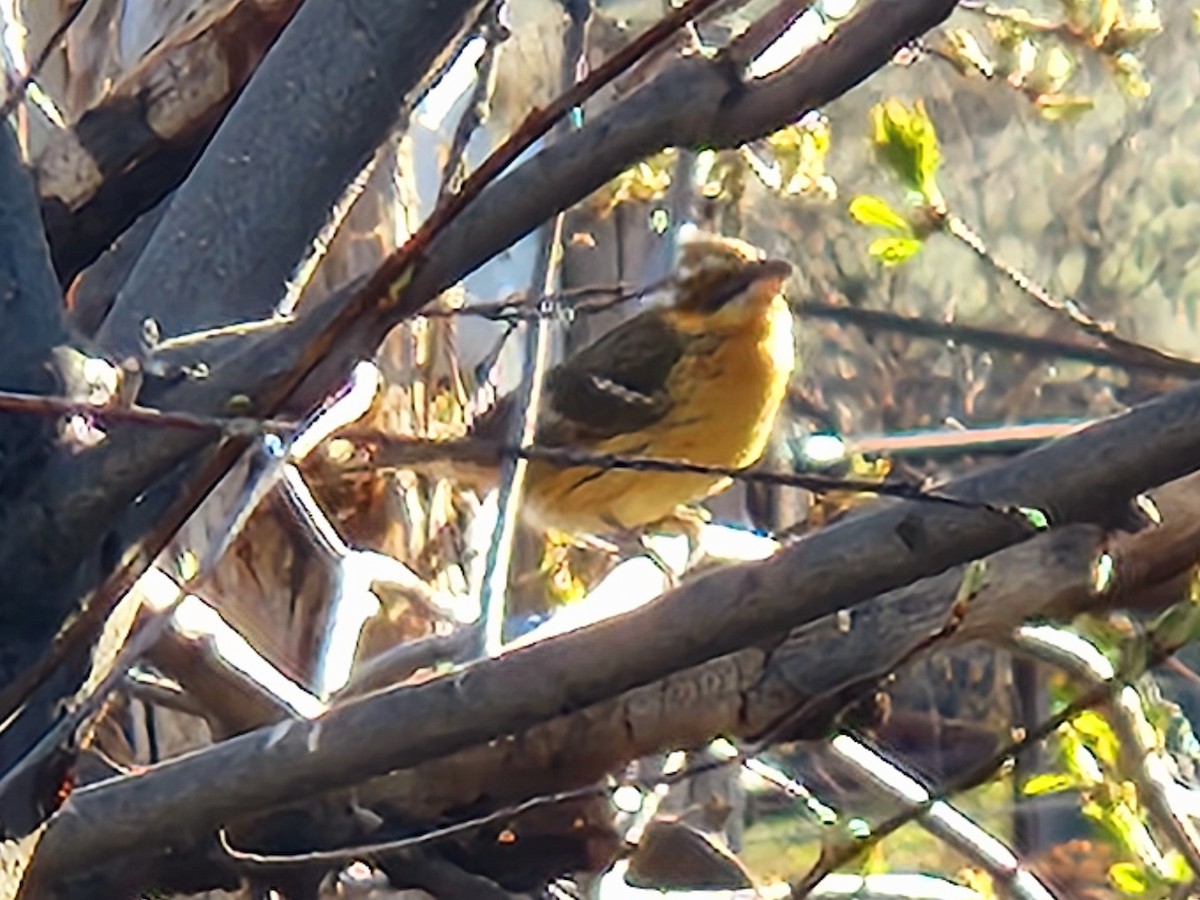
[[0, 120, 67, 399], [94, 0, 485, 356], [43, 471, 1200, 895], [32, 378, 1200, 879], [37, 0, 303, 284]]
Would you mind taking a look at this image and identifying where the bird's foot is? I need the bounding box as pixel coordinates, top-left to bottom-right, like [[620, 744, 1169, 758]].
[[599, 516, 682, 589], [647, 505, 711, 572]]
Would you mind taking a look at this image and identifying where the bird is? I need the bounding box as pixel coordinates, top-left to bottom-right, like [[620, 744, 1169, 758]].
[[468, 234, 796, 538]]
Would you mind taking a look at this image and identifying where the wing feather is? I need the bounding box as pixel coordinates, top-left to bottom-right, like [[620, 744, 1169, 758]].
[[472, 310, 688, 446]]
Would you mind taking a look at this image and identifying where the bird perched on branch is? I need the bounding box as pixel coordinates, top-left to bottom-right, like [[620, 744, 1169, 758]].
[[367, 235, 795, 538]]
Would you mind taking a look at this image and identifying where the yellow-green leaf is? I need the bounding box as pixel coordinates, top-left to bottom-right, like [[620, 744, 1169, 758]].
[[870, 99, 943, 204], [868, 236, 924, 266], [1022, 772, 1081, 796], [1162, 850, 1192, 884], [1108, 862, 1152, 895], [849, 195, 913, 233], [1072, 709, 1121, 767], [1017, 506, 1051, 530]]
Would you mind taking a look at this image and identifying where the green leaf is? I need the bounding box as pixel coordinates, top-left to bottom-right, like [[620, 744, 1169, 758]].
[[868, 236, 924, 266], [849, 195, 913, 233], [1022, 772, 1081, 796], [1162, 850, 1192, 884], [1073, 709, 1121, 768], [1108, 862, 1152, 895], [1017, 506, 1051, 530], [870, 99, 943, 205]]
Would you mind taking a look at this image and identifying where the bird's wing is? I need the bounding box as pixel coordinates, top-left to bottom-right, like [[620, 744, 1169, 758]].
[[472, 310, 689, 447]]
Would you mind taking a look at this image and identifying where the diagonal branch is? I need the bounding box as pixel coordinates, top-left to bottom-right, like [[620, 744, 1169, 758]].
[[93, 0, 487, 357], [30, 373, 1200, 881]]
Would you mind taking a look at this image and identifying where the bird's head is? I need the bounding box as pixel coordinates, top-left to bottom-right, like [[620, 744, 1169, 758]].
[[672, 235, 792, 328]]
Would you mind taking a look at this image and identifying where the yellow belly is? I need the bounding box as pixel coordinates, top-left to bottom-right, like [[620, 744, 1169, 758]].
[[526, 298, 794, 534]]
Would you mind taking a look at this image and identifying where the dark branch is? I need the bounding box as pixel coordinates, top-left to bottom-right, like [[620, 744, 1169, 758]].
[[31, 375, 1200, 880], [94, 0, 487, 356], [796, 298, 1200, 379]]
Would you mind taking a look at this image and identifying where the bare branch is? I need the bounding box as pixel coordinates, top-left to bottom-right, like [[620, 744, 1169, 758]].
[[30, 378, 1200, 881], [0, 120, 67, 398], [94, 0, 487, 356], [36, 0, 304, 283], [796, 298, 1200, 380]]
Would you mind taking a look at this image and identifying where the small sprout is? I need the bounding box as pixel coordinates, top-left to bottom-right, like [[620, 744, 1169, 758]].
[[385, 265, 414, 304], [848, 195, 913, 233], [763, 115, 835, 197], [1108, 862, 1151, 895], [226, 394, 255, 415], [953, 559, 988, 610], [1017, 506, 1051, 530], [1111, 51, 1152, 99], [846, 817, 871, 839], [1022, 771, 1081, 796], [849, 194, 926, 265], [600, 151, 674, 211], [141, 318, 161, 349], [1134, 493, 1162, 524], [1090, 552, 1116, 596], [177, 549, 199, 583]]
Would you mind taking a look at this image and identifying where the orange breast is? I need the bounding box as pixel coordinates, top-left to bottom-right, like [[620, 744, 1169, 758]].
[[525, 297, 794, 534]]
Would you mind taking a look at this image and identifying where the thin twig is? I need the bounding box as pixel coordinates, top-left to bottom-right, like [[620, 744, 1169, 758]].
[[477, 0, 589, 657], [218, 781, 609, 867], [0, 388, 281, 435], [942, 212, 1200, 377], [722, 0, 815, 68], [352, 432, 1027, 517], [438, 2, 508, 202], [478, 221, 564, 657], [797, 298, 1200, 379]]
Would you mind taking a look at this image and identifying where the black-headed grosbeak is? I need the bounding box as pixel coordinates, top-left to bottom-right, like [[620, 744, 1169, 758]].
[[471, 234, 795, 536]]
